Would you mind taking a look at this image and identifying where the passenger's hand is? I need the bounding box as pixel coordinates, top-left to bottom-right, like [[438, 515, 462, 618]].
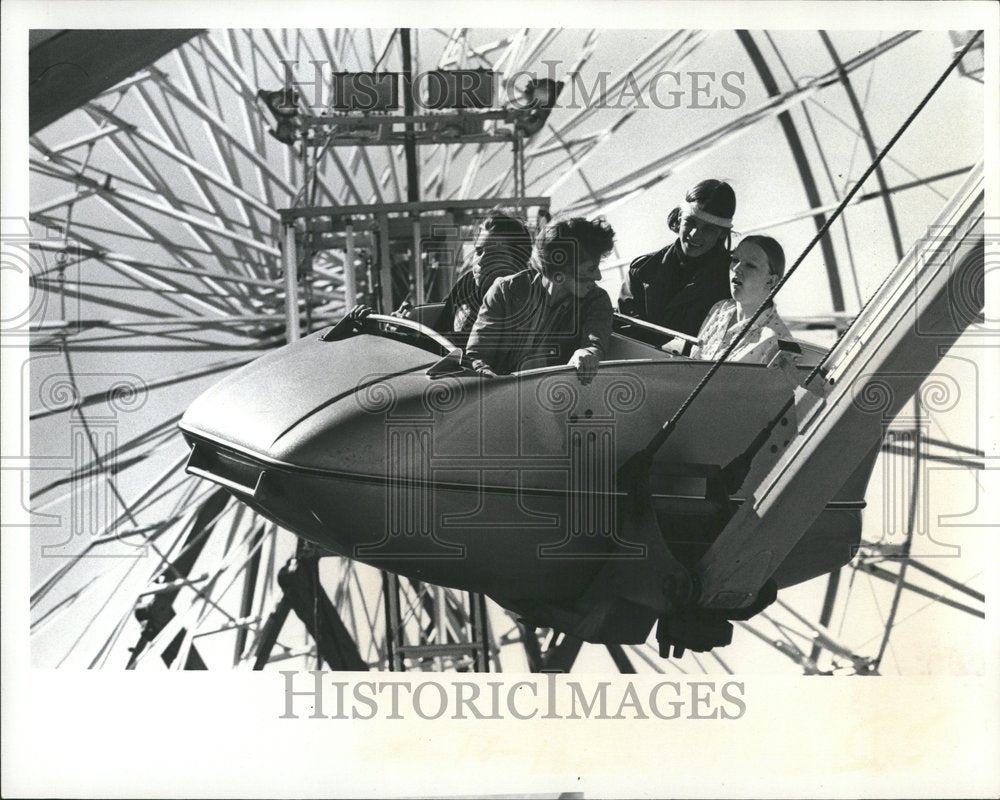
[[767, 349, 799, 370], [569, 349, 599, 385], [390, 301, 414, 319], [348, 304, 375, 323], [766, 348, 803, 389], [660, 338, 687, 356], [471, 359, 497, 379]]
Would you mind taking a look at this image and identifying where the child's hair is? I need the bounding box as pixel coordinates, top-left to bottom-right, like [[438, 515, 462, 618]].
[[535, 216, 616, 277], [740, 234, 786, 279], [480, 207, 533, 269]]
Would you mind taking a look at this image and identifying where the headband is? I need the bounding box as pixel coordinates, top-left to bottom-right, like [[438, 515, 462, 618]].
[[680, 202, 733, 229]]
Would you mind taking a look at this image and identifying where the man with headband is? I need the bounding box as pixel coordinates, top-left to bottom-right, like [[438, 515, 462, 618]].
[[618, 179, 735, 342]]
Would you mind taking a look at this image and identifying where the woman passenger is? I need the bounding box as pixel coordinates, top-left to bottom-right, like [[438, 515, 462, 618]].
[[690, 234, 795, 364]]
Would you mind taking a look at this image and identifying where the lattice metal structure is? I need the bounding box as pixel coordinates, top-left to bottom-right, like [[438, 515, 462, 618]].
[[26, 28, 985, 674]]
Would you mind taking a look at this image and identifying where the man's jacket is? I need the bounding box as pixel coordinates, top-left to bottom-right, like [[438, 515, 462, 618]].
[[617, 240, 731, 337], [466, 269, 613, 375]]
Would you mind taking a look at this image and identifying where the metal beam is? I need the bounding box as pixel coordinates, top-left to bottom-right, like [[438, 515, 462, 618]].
[[30, 29, 203, 133], [283, 223, 301, 342], [739, 166, 973, 234], [281, 195, 549, 222], [739, 29, 844, 311], [820, 32, 904, 262], [857, 563, 985, 619]]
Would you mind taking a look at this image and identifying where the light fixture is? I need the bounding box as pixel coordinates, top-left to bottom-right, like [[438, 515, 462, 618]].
[[256, 88, 300, 145], [331, 72, 400, 113], [515, 77, 564, 137], [423, 69, 495, 110]]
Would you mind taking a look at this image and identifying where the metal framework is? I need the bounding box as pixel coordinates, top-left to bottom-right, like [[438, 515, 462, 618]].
[[25, 28, 985, 675]]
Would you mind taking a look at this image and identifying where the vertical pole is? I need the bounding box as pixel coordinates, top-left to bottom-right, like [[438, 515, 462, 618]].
[[382, 572, 396, 672], [441, 221, 458, 298], [512, 136, 519, 199], [475, 592, 490, 673], [412, 217, 425, 305], [469, 592, 481, 671], [382, 571, 399, 671], [434, 585, 446, 657], [377, 212, 394, 313], [283, 222, 300, 342], [252, 594, 293, 670], [400, 29, 420, 204], [519, 143, 526, 203], [344, 221, 357, 309], [234, 526, 264, 666], [513, 129, 525, 203], [400, 29, 421, 310]]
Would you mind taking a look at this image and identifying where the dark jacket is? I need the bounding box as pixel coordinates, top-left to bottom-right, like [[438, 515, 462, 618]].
[[617, 240, 731, 337], [466, 269, 613, 375]]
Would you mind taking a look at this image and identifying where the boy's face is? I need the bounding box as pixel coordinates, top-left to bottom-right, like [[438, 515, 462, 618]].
[[679, 211, 725, 258], [559, 253, 602, 298], [471, 227, 518, 293]]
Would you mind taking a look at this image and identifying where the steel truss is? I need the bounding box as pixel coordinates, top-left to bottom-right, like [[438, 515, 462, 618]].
[[26, 28, 985, 674]]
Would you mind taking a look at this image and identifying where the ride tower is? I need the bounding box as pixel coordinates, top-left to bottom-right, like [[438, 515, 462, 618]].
[[256, 36, 555, 671]]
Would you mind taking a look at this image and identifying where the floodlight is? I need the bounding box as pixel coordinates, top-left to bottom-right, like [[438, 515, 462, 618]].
[[331, 72, 400, 112], [515, 77, 564, 137], [423, 69, 495, 109], [257, 88, 300, 145]]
